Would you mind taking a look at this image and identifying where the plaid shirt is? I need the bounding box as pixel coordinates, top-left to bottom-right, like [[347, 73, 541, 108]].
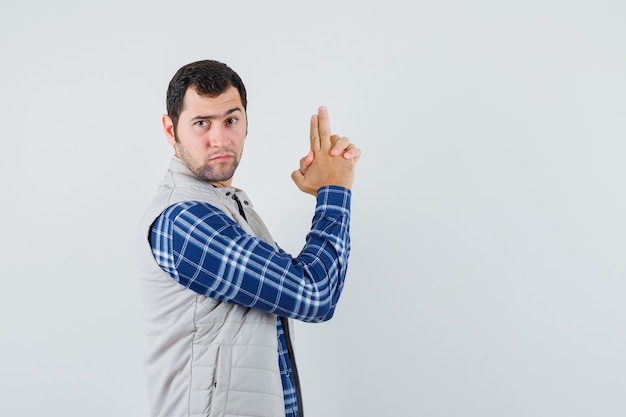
[[150, 186, 352, 417]]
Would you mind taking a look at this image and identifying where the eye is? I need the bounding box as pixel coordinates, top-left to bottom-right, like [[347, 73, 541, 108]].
[[194, 120, 209, 127], [226, 117, 238, 126]]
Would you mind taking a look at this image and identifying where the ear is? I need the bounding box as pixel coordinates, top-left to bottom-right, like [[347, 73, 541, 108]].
[[162, 114, 176, 146]]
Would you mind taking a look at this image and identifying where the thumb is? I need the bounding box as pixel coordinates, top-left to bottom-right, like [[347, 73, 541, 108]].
[[291, 169, 304, 188], [291, 169, 317, 196], [300, 150, 315, 174]]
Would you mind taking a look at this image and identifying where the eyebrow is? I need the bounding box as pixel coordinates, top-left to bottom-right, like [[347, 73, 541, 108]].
[[190, 107, 243, 122]]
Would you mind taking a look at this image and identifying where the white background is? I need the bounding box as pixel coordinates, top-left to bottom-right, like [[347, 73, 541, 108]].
[[1, 1, 625, 416]]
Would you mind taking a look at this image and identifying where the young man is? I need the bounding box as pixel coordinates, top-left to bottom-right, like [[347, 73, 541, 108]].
[[137, 60, 360, 417]]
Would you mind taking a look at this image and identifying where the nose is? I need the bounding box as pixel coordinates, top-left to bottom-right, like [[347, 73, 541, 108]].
[[206, 125, 230, 147]]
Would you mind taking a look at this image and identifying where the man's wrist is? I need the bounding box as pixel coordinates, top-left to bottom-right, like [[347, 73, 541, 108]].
[[316, 186, 352, 213]]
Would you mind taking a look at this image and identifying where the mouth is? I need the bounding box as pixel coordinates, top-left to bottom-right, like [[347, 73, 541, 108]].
[[209, 152, 235, 163]]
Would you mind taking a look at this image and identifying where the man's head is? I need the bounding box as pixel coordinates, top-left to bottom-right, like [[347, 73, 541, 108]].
[[162, 60, 248, 187], [166, 60, 247, 134]]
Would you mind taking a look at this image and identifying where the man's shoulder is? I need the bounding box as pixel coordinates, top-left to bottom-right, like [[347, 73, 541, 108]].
[[161, 200, 222, 221]]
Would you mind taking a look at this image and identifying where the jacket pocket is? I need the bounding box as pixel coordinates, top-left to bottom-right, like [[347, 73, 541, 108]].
[[189, 344, 232, 417], [208, 344, 232, 417]]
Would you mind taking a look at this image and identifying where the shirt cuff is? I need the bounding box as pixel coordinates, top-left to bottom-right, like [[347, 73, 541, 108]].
[[316, 185, 351, 215]]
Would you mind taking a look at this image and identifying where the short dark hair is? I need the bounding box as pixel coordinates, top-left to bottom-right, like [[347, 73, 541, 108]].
[[166, 60, 247, 131]]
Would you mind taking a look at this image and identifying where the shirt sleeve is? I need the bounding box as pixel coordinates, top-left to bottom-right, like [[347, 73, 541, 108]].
[[150, 186, 351, 322]]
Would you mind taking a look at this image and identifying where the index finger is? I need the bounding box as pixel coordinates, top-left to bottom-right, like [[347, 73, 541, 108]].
[[309, 114, 321, 152], [317, 106, 332, 151]]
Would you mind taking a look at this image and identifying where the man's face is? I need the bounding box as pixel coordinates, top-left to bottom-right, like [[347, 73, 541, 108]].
[[162, 86, 247, 187]]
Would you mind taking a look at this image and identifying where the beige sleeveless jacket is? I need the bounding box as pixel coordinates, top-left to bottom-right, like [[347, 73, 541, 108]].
[[136, 157, 286, 417]]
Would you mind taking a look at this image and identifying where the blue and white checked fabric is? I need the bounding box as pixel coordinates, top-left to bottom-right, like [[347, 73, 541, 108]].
[[150, 185, 352, 417]]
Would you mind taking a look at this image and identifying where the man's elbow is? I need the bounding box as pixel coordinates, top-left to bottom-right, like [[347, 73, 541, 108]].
[[304, 298, 337, 323]]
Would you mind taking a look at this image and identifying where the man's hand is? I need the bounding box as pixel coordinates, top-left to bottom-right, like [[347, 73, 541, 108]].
[[291, 106, 361, 196]]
